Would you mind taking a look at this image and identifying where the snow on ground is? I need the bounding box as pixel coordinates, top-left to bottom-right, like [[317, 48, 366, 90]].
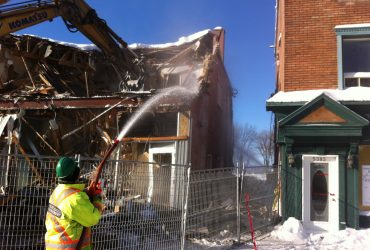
[[191, 217, 370, 249], [230, 217, 370, 250]]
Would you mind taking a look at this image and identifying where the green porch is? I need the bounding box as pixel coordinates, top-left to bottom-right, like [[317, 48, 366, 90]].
[[268, 93, 370, 230]]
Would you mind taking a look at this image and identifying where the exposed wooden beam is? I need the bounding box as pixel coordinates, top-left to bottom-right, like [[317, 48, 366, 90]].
[[0, 97, 139, 110], [122, 136, 188, 142]]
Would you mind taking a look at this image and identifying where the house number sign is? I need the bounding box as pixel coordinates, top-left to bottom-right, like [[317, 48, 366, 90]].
[[313, 156, 326, 161]]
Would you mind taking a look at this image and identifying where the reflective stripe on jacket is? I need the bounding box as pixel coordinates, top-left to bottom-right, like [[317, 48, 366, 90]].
[[45, 183, 102, 250]]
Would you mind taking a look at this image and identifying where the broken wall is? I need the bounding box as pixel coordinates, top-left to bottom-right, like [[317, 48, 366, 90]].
[[190, 44, 233, 169]]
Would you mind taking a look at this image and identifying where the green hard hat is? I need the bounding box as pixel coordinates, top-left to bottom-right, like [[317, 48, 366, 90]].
[[56, 157, 79, 178]]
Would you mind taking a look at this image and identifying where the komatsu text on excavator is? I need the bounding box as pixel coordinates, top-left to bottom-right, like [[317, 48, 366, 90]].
[[0, 0, 144, 91]]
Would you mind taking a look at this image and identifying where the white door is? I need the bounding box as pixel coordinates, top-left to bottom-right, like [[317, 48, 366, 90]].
[[148, 143, 176, 205], [302, 155, 339, 231]]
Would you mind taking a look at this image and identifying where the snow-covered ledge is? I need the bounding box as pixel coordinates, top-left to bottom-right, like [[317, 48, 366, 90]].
[[267, 87, 370, 104]]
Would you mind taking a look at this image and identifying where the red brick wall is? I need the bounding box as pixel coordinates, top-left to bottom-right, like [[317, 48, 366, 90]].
[[190, 30, 233, 170], [277, 0, 370, 91], [190, 56, 233, 170]]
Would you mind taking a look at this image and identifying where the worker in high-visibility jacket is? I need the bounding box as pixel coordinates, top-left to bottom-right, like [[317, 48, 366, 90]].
[[45, 157, 104, 250]]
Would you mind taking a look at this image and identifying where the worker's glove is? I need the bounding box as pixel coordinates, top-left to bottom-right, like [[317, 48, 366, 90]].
[[87, 181, 102, 197], [93, 201, 105, 213]]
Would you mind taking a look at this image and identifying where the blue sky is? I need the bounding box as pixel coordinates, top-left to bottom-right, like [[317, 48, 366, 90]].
[[13, 0, 276, 131]]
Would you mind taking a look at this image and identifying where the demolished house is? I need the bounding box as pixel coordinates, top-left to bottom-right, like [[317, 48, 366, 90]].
[[0, 28, 233, 177]]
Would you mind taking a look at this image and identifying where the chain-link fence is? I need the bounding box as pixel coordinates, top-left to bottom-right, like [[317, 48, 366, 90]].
[[0, 154, 56, 249], [0, 154, 279, 249], [239, 166, 280, 243], [185, 165, 280, 249], [0, 154, 190, 250], [185, 168, 238, 248], [81, 158, 190, 250]]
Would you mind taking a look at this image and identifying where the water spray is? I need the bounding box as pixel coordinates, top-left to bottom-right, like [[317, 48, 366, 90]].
[[88, 85, 200, 194]]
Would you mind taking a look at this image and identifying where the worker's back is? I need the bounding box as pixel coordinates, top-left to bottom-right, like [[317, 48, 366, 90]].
[[45, 183, 102, 250]]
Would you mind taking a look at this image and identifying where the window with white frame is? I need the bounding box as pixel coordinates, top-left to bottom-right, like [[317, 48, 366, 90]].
[[343, 72, 370, 88], [343, 37, 370, 87], [335, 24, 370, 89]]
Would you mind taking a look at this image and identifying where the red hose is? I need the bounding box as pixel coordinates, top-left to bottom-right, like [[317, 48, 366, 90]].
[[245, 193, 257, 250], [87, 139, 120, 194]]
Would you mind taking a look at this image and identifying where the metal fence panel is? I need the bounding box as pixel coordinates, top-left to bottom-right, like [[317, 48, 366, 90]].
[[85, 159, 190, 250], [0, 154, 280, 250], [239, 166, 280, 241], [0, 154, 58, 249], [0, 154, 190, 250], [185, 166, 279, 249], [185, 168, 238, 248]]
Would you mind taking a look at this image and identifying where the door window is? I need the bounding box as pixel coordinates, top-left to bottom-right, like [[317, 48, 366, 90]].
[[310, 163, 329, 222]]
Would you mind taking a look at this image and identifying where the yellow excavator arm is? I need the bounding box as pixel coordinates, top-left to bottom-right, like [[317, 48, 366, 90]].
[[0, 0, 144, 91], [0, 2, 56, 35]]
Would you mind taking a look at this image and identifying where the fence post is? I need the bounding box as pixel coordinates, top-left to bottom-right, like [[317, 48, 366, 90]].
[[181, 166, 191, 250], [236, 162, 240, 243], [241, 163, 245, 198], [237, 162, 246, 243], [75, 154, 81, 166]]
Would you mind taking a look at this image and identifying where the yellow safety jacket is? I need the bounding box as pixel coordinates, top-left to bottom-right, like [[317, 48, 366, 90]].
[[45, 183, 102, 250]]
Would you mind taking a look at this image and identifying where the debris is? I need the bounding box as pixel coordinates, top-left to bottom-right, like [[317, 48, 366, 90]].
[[15, 41, 35, 88], [21, 117, 58, 156], [0, 28, 232, 166], [12, 135, 45, 184], [61, 99, 128, 140]]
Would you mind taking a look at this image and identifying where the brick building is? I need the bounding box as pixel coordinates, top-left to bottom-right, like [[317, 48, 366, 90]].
[[267, 0, 370, 230]]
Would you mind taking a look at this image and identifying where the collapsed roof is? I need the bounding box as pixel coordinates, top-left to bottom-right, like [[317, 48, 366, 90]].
[[0, 28, 223, 101], [0, 28, 227, 157]]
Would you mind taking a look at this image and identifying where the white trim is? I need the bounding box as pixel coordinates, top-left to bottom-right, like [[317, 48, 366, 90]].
[[344, 72, 370, 78], [148, 143, 176, 205], [335, 23, 370, 29]]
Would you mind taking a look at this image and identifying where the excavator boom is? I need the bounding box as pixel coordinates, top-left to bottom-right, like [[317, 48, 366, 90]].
[[0, 0, 144, 90], [0, 2, 57, 35]]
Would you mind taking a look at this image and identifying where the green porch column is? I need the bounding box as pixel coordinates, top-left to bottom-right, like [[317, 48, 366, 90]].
[[347, 143, 359, 229], [281, 144, 287, 220], [283, 141, 301, 220]]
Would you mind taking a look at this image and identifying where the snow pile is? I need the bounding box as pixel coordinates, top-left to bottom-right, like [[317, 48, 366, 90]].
[[266, 217, 370, 249], [267, 87, 370, 103], [271, 217, 306, 244]]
